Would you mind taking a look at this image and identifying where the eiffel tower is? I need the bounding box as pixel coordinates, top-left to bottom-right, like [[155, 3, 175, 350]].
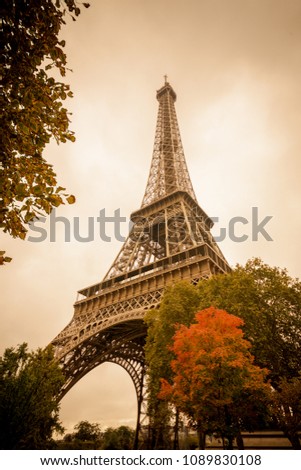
[[51, 78, 231, 447]]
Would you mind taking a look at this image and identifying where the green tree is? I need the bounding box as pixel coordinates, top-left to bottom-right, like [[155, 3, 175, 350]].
[[144, 281, 200, 449], [160, 307, 270, 449], [0, 343, 65, 449], [198, 258, 301, 384], [197, 257, 301, 447], [0, 0, 90, 259], [73, 420, 102, 443], [101, 426, 135, 450], [59, 420, 102, 450]]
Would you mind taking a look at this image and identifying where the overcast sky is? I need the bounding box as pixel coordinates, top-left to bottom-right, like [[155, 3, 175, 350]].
[[1, 0, 301, 433]]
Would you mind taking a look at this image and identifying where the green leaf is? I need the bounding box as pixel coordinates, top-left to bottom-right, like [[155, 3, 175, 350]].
[[32, 185, 43, 196], [20, 124, 30, 135]]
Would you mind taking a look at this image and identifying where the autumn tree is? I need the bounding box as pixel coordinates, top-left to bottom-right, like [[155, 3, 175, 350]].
[[144, 281, 201, 449], [198, 258, 301, 384], [159, 307, 270, 450], [0, 343, 65, 449], [0, 0, 89, 261], [197, 258, 301, 447]]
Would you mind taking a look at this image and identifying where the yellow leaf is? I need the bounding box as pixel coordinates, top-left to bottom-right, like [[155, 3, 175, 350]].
[[66, 195, 76, 204]]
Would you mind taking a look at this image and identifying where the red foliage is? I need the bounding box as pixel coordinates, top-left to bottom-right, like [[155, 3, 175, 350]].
[[159, 307, 269, 424]]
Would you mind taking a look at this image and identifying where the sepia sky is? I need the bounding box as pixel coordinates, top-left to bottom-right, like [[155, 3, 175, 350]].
[[1, 0, 301, 433]]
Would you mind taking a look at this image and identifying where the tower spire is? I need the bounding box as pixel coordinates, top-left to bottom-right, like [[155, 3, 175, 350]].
[[141, 80, 197, 207]]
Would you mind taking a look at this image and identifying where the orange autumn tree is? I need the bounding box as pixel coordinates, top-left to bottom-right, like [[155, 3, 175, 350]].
[[159, 307, 270, 449]]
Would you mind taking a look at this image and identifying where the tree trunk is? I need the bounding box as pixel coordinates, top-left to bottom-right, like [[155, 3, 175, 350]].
[[224, 405, 233, 449], [226, 436, 234, 450], [173, 408, 179, 449], [197, 419, 206, 449], [236, 430, 245, 450], [286, 432, 301, 449]]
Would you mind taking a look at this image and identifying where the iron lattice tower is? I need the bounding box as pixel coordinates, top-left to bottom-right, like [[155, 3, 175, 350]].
[[51, 80, 231, 447]]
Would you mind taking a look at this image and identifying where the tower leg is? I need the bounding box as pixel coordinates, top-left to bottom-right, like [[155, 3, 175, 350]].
[[133, 368, 147, 449], [133, 395, 142, 449]]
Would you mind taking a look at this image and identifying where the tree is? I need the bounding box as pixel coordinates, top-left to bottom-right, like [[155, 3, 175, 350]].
[[59, 423, 135, 450], [144, 281, 200, 449], [0, 1, 90, 259], [59, 420, 102, 450], [101, 426, 135, 450], [73, 420, 102, 444], [269, 375, 301, 449], [197, 258, 301, 386], [159, 307, 270, 449], [197, 259, 301, 447], [0, 343, 65, 449]]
